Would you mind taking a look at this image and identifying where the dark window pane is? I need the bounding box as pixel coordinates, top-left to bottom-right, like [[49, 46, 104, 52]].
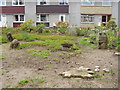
[[15, 15, 18, 21], [20, 15, 24, 21]]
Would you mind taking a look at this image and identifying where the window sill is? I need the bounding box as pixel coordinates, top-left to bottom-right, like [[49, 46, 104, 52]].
[[81, 22, 94, 24], [13, 21, 25, 23], [12, 5, 25, 6], [37, 21, 50, 23]]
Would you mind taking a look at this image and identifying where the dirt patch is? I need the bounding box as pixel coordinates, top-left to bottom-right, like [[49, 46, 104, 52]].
[[1, 44, 118, 88]]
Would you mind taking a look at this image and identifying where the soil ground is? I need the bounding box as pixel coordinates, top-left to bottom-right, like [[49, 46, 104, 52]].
[[1, 43, 118, 88]]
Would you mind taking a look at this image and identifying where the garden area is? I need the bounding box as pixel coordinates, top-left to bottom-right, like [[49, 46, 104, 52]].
[[0, 20, 119, 88]]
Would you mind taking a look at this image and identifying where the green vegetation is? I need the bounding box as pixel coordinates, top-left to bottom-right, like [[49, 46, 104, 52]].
[[18, 78, 45, 86], [44, 65, 53, 69], [93, 73, 102, 78], [28, 49, 51, 58], [0, 56, 5, 60], [79, 37, 98, 49]]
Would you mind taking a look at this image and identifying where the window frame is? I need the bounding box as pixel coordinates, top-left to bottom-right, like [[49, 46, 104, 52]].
[[81, 15, 94, 23], [14, 14, 25, 22], [12, 0, 25, 6], [37, 14, 49, 22], [0, 0, 6, 6], [37, 0, 49, 5], [102, 0, 112, 6], [59, 0, 69, 5], [81, 0, 94, 6]]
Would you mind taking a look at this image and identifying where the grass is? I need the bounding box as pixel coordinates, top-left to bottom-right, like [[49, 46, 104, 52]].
[[57, 53, 64, 57], [18, 78, 45, 86], [79, 37, 98, 49], [44, 65, 53, 69], [0, 56, 5, 60], [13, 33, 75, 41], [17, 39, 79, 51], [93, 73, 102, 78], [28, 49, 51, 59]]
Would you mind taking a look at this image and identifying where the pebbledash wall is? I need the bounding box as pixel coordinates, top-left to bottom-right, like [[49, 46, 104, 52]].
[[0, 0, 80, 28], [0, 0, 120, 28]]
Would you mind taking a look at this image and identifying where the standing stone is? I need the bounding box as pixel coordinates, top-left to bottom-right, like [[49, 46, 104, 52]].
[[6, 32, 14, 42], [10, 39, 20, 49], [98, 32, 108, 49]]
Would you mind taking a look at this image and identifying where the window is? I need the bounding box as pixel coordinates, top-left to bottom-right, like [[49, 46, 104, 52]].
[[12, 0, 24, 6], [37, 0, 48, 5], [0, 0, 6, 6], [59, 0, 68, 5], [37, 14, 49, 22], [14, 15, 25, 21], [59, 15, 66, 22], [81, 0, 94, 6], [81, 15, 94, 23], [102, 0, 111, 6]]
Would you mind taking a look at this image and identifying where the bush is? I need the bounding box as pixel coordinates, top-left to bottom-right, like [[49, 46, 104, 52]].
[[20, 19, 35, 32], [106, 20, 117, 30], [76, 28, 91, 36], [55, 21, 69, 34], [36, 24, 45, 33]]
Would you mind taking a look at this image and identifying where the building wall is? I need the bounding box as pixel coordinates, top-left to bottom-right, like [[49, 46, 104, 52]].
[[112, 2, 118, 26], [69, 0, 81, 27], [81, 6, 112, 15], [49, 14, 69, 27], [118, 1, 120, 27], [25, 1, 36, 25]]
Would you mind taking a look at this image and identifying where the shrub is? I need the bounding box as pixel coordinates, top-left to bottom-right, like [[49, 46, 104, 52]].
[[106, 20, 117, 30], [20, 19, 35, 32], [56, 21, 69, 34], [36, 24, 45, 33], [76, 28, 91, 36]]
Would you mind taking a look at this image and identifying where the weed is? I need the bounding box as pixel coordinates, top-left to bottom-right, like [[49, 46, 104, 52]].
[[93, 73, 102, 78], [28, 49, 51, 59], [0, 56, 5, 60], [53, 59, 59, 61], [18, 79, 29, 86], [18, 78, 45, 86], [30, 78, 45, 83], [44, 65, 52, 69], [57, 53, 64, 57], [79, 37, 98, 49]]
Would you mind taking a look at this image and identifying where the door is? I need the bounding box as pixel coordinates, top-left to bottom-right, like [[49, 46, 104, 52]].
[[0, 15, 7, 27], [102, 16, 107, 26]]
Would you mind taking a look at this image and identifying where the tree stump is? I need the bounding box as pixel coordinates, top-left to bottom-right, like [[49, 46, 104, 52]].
[[6, 32, 14, 42], [10, 39, 20, 49]]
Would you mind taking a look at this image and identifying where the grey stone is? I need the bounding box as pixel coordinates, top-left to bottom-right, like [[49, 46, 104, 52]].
[[10, 39, 20, 49], [6, 32, 14, 42]]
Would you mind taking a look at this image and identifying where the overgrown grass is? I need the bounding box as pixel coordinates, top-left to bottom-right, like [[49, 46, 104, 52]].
[[0, 56, 5, 60], [17, 38, 80, 51], [18, 78, 45, 86], [28, 49, 51, 59], [44, 65, 53, 69], [79, 37, 98, 49]]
